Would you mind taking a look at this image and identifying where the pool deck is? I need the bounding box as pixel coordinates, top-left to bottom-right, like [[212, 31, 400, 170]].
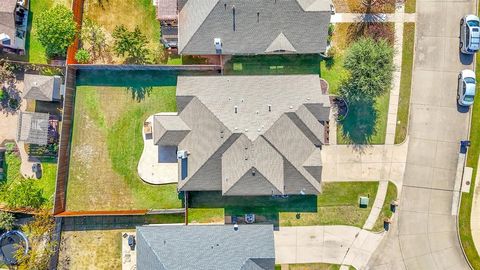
[[137, 115, 178, 185]]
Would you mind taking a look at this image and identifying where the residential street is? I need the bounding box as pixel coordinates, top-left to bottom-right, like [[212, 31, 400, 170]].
[[367, 0, 475, 269]]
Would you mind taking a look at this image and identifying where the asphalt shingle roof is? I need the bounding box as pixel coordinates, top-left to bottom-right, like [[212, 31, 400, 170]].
[[154, 75, 329, 196], [23, 74, 61, 101], [0, 0, 16, 43], [178, 0, 331, 54], [136, 225, 275, 270]]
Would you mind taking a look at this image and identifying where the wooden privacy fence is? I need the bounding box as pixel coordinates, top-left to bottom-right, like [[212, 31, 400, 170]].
[[53, 67, 76, 215], [66, 0, 85, 64]]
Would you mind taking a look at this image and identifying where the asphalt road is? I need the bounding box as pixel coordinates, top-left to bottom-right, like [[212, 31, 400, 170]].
[[367, 0, 476, 269]]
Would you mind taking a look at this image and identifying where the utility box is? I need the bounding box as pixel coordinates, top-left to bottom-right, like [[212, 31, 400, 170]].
[[359, 196, 369, 208]]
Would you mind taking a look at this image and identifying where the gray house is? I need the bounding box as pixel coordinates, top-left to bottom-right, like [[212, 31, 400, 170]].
[[22, 74, 62, 102], [136, 224, 275, 270], [157, 0, 332, 55], [153, 75, 330, 196]]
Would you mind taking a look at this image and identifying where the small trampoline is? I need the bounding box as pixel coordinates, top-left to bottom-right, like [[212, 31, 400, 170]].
[[0, 230, 29, 265]]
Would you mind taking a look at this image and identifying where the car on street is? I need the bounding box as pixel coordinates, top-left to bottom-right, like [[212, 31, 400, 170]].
[[460, 14, 480, 54], [458, 69, 476, 106]]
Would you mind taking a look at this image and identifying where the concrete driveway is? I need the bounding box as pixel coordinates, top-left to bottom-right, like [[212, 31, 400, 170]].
[[367, 0, 475, 269]]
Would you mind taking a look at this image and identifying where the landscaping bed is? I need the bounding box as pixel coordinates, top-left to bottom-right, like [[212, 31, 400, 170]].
[[188, 182, 379, 228], [66, 85, 182, 211]]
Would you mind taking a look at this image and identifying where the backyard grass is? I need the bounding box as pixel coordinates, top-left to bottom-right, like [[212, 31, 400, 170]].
[[83, 0, 160, 63], [224, 54, 322, 75], [0, 150, 57, 208], [278, 263, 342, 270], [26, 0, 71, 63], [189, 182, 378, 228], [405, 0, 416, 13], [372, 182, 398, 232], [395, 23, 415, 144], [58, 229, 128, 270], [459, 38, 480, 269], [66, 86, 182, 211], [188, 208, 225, 224], [337, 91, 390, 144]]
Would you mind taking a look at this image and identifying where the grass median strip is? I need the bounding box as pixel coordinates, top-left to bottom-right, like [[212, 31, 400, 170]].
[[395, 23, 415, 144], [459, 48, 480, 269], [372, 182, 398, 232]]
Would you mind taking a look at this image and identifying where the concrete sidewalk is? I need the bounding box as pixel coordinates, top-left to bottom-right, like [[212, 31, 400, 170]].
[[331, 13, 416, 23], [275, 226, 384, 269], [363, 180, 389, 230]]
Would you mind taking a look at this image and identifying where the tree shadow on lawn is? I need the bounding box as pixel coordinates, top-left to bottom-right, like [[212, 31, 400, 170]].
[[339, 99, 378, 145], [188, 191, 318, 228]]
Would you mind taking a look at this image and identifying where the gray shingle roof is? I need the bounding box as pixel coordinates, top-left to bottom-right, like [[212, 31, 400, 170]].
[[23, 74, 62, 101], [153, 113, 191, 145], [0, 0, 16, 43], [155, 75, 329, 196], [178, 0, 331, 54], [136, 225, 275, 270], [16, 112, 50, 145]]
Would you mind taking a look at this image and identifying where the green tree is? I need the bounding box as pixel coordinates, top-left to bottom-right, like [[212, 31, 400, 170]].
[[0, 211, 15, 231], [37, 5, 77, 58], [340, 37, 394, 101], [112, 25, 150, 64], [81, 19, 106, 60], [4, 179, 45, 209], [75, 49, 91, 64]]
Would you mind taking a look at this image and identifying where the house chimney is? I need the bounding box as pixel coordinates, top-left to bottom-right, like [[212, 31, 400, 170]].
[[232, 5, 236, 31]]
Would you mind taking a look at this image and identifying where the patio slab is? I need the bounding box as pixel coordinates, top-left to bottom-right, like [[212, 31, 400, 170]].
[[137, 115, 178, 185]]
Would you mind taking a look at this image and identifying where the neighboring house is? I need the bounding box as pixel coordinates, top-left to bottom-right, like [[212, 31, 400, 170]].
[[0, 0, 28, 54], [16, 112, 50, 145], [22, 74, 63, 102], [136, 224, 275, 270], [153, 75, 330, 196], [156, 0, 332, 55]]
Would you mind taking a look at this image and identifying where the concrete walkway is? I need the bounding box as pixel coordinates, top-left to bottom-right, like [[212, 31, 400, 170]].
[[363, 180, 389, 230], [331, 13, 416, 23], [275, 226, 384, 269]]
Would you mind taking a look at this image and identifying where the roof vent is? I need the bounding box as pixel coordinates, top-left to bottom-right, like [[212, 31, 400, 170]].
[[257, 12, 260, 23], [234, 106, 238, 114], [268, 104, 272, 112], [234, 224, 239, 231], [232, 5, 236, 31]]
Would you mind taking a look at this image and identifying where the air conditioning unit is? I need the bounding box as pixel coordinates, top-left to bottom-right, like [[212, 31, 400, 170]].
[[214, 38, 222, 53], [177, 150, 188, 159]]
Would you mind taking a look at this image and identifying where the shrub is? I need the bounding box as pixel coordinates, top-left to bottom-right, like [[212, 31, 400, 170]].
[[112, 25, 150, 64], [75, 49, 91, 64], [4, 179, 45, 209], [37, 5, 77, 58], [0, 211, 15, 231]]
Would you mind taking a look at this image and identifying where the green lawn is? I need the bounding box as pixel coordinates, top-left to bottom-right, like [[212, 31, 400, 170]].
[[26, 0, 71, 63], [66, 86, 182, 211], [395, 23, 415, 144], [372, 182, 398, 232], [337, 91, 390, 145], [189, 182, 378, 228], [0, 150, 57, 208], [278, 263, 341, 270], [459, 37, 480, 269], [320, 53, 348, 95], [224, 54, 321, 75]]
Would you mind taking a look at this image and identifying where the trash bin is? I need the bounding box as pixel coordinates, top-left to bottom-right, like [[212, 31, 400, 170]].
[[384, 218, 391, 231]]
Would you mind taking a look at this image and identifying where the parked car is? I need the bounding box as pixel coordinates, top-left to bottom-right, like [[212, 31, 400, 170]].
[[458, 69, 476, 106], [460, 15, 480, 54]]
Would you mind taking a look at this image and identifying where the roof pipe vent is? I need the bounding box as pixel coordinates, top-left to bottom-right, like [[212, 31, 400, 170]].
[[268, 104, 272, 112], [232, 5, 236, 32], [234, 106, 238, 114], [257, 12, 260, 23]]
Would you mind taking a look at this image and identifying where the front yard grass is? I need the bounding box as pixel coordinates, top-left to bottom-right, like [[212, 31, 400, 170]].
[[188, 182, 378, 228], [405, 0, 416, 13], [395, 23, 415, 144], [372, 182, 398, 232], [333, 0, 395, 13], [66, 86, 182, 211], [224, 54, 321, 75], [337, 91, 390, 144]]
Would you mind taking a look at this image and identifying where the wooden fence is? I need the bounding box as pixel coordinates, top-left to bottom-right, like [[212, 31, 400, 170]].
[[66, 0, 85, 64], [53, 67, 76, 215]]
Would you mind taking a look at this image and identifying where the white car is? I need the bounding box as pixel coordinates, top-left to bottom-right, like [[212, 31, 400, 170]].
[[460, 15, 480, 54], [458, 69, 476, 106]]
